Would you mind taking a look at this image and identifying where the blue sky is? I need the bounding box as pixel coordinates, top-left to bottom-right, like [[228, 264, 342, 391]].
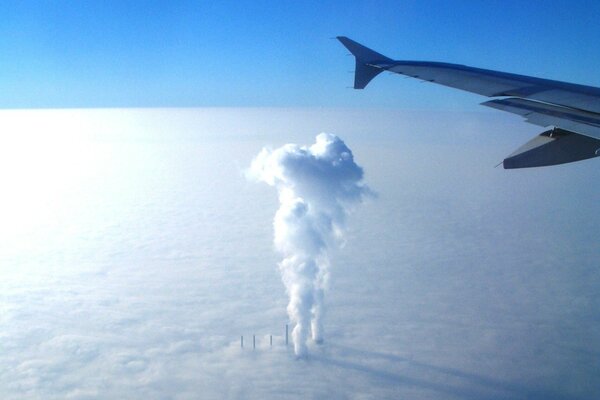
[[1, 0, 600, 109]]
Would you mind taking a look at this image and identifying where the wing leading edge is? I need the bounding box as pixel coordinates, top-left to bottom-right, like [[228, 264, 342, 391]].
[[337, 36, 600, 169]]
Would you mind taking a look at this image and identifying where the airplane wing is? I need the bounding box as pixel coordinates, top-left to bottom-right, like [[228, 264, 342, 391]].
[[337, 36, 600, 169]]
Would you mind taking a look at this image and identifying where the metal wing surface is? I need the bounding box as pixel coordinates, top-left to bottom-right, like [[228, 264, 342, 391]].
[[337, 36, 600, 168]]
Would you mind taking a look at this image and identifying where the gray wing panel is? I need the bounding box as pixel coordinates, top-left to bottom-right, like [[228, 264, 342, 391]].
[[502, 128, 600, 169], [482, 98, 600, 140], [383, 61, 600, 114]]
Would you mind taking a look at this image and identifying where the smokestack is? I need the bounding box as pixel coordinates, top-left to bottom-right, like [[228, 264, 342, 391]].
[[270, 335, 273, 347], [286, 324, 288, 345], [241, 336, 243, 348], [253, 335, 256, 350], [249, 133, 369, 356]]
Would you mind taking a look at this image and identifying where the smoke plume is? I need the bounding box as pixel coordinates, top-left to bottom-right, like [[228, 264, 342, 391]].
[[249, 133, 369, 356]]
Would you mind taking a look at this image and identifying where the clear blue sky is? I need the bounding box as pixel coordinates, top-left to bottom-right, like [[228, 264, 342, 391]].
[[1, 0, 600, 109]]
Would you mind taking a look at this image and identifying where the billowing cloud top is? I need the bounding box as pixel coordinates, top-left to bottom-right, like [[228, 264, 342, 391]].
[[249, 133, 368, 212]]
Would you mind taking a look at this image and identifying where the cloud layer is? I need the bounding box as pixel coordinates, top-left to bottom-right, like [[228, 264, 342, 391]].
[[1, 109, 598, 399]]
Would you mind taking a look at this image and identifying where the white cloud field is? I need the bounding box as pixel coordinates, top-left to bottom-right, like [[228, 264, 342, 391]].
[[0, 108, 598, 399]]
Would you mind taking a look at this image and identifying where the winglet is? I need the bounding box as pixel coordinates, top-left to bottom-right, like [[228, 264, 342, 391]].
[[337, 36, 392, 89]]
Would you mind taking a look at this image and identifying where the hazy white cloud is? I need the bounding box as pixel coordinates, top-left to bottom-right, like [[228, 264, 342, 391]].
[[0, 109, 598, 399]]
